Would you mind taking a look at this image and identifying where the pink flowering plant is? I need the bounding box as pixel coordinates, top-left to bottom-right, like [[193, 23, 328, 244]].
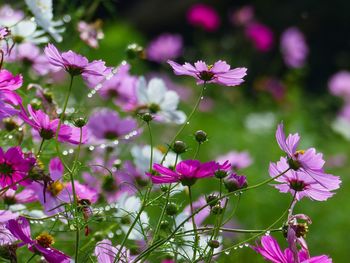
[[0, 1, 346, 263]]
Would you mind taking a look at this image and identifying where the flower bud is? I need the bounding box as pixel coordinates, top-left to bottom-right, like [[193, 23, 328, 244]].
[[73, 117, 88, 128], [93, 231, 104, 242], [206, 194, 219, 207], [30, 98, 42, 110], [208, 240, 220, 248], [160, 220, 170, 230], [141, 112, 153, 123], [211, 203, 223, 215], [194, 130, 207, 143], [172, 140, 187, 154], [113, 159, 122, 169], [224, 173, 247, 192], [166, 203, 178, 216], [3, 118, 18, 131], [126, 43, 145, 60], [43, 89, 53, 103]]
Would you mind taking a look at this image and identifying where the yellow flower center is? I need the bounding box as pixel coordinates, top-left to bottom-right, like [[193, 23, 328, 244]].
[[156, 145, 167, 154], [47, 181, 64, 196], [295, 150, 305, 155], [35, 232, 54, 248]]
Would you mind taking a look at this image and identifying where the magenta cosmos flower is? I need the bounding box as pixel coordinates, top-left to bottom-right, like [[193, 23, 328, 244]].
[[168, 60, 247, 86], [276, 123, 340, 190], [44, 43, 105, 77], [147, 33, 183, 63], [7, 217, 70, 263], [253, 236, 331, 263], [280, 27, 308, 68], [20, 105, 88, 144], [0, 146, 34, 189], [245, 22, 274, 52], [269, 157, 340, 201], [149, 160, 218, 186], [187, 3, 220, 32]]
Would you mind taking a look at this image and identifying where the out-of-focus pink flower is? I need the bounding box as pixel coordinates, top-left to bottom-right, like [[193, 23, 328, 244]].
[[0, 146, 34, 189], [87, 63, 138, 110], [6, 43, 51, 76], [252, 235, 332, 263], [20, 105, 88, 144], [147, 33, 183, 63], [0, 26, 10, 40], [245, 22, 274, 52], [0, 210, 18, 223], [168, 60, 247, 86], [94, 239, 134, 263], [187, 3, 220, 32], [276, 123, 341, 190], [217, 151, 253, 170], [6, 217, 70, 262], [149, 159, 219, 186], [328, 71, 350, 100], [269, 157, 340, 201], [280, 27, 308, 68], [2, 188, 37, 205], [61, 180, 98, 204], [77, 20, 104, 49], [87, 108, 138, 142], [0, 5, 24, 27], [231, 5, 254, 26], [44, 43, 106, 77]]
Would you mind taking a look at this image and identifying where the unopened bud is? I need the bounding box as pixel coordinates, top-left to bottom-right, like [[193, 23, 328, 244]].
[[172, 140, 187, 154], [194, 130, 207, 143], [208, 239, 220, 248], [166, 203, 178, 216]]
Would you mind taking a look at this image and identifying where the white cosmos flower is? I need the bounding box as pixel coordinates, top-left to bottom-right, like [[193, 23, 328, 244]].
[[10, 20, 49, 44], [113, 194, 149, 240], [25, 0, 64, 42], [137, 77, 186, 124]]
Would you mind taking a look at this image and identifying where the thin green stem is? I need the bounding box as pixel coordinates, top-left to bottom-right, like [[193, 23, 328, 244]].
[[133, 168, 290, 261], [36, 138, 45, 157], [188, 185, 198, 261], [72, 127, 83, 263], [193, 143, 201, 159], [160, 84, 205, 165], [147, 122, 153, 173]]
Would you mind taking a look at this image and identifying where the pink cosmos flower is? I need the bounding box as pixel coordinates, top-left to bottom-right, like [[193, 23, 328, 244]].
[[2, 188, 37, 205], [224, 173, 248, 192], [187, 4, 220, 32], [87, 108, 138, 142], [168, 60, 247, 86], [6, 217, 70, 262], [0, 210, 19, 223], [30, 158, 67, 215], [149, 160, 219, 186], [85, 63, 138, 111], [253, 236, 332, 263], [245, 22, 274, 52], [0, 69, 23, 91], [269, 157, 340, 201], [231, 5, 254, 26], [20, 105, 88, 144], [328, 71, 350, 100], [280, 27, 308, 68], [217, 151, 252, 170], [61, 180, 98, 205], [275, 123, 341, 190], [77, 20, 104, 49], [6, 43, 51, 76], [0, 146, 34, 189], [94, 239, 134, 263], [147, 33, 183, 63], [44, 43, 106, 77]]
